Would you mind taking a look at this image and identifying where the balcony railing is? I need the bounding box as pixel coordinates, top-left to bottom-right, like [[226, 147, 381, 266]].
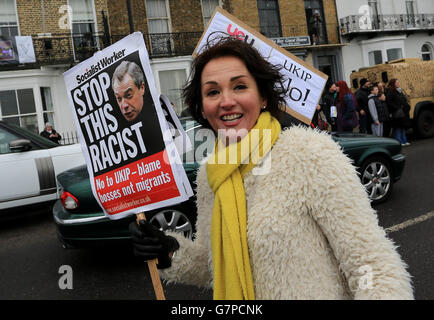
[[340, 13, 434, 35], [1, 31, 202, 67]]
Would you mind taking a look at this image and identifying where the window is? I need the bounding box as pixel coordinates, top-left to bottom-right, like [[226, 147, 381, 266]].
[[304, 0, 327, 44], [0, 126, 20, 154], [202, 0, 219, 27], [41, 87, 55, 125], [257, 0, 282, 38], [0, 0, 19, 39], [145, 0, 172, 55], [368, 0, 379, 29], [69, 0, 97, 59], [368, 50, 382, 66], [159, 69, 187, 116], [387, 48, 402, 61], [317, 55, 338, 83], [406, 1, 416, 28], [421, 44, 433, 61], [0, 89, 38, 134]]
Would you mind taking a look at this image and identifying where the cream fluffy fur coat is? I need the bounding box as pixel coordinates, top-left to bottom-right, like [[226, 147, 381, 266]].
[[160, 126, 413, 300]]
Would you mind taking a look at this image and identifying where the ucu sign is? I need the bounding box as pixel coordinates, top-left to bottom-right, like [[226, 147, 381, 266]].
[[227, 24, 255, 46]]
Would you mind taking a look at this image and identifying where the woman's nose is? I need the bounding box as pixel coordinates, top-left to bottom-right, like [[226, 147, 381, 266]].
[[219, 91, 236, 109]]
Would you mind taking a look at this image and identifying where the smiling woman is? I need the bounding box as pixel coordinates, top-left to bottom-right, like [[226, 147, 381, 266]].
[[129, 36, 414, 300], [200, 56, 266, 142]]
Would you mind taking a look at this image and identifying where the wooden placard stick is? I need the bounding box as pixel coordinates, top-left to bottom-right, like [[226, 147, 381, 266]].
[[136, 212, 166, 300]]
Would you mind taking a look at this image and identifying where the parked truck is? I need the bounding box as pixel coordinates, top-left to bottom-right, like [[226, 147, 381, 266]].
[[350, 58, 434, 138]]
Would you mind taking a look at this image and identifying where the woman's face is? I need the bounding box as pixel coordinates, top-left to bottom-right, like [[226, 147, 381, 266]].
[[200, 56, 266, 142], [395, 80, 400, 88]]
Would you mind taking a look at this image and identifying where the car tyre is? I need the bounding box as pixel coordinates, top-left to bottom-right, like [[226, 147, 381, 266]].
[[416, 108, 434, 138], [360, 156, 393, 204], [149, 209, 194, 239]]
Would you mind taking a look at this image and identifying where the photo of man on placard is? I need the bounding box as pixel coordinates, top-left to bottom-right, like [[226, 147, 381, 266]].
[[112, 60, 146, 122]]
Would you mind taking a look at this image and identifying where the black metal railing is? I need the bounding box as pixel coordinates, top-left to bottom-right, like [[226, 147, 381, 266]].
[[340, 13, 434, 35], [30, 31, 203, 66], [59, 131, 79, 145], [1, 25, 342, 69]]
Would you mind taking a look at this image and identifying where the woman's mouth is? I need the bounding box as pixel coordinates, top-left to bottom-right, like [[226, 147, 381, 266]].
[[221, 113, 243, 122]]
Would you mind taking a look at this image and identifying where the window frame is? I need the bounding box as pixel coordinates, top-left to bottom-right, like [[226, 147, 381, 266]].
[[421, 43, 433, 61], [0, 89, 39, 134], [0, 0, 20, 37], [145, 0, 173, 55], [201, 0, 221, 28], [67, 0, 99, 61], [257, 0, 283, 38], [368, 50, 383, 66], [145, 0, 172, 34]]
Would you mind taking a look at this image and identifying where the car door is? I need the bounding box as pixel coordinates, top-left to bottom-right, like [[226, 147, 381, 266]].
[[0, 126, 54, 209]]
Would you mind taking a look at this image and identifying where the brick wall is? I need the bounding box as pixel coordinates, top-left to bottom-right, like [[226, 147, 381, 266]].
[[279, 0, 308, 36], [107, 0, 148, 36], [229, 0, 260, 31], [169, 0, 203, 32], [17, 0, 108, 36], [323, 0, 339, 44]]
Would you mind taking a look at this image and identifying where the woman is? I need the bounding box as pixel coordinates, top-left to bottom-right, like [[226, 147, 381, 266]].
[[130, 37, 413, 299], [40, 122, 61, 144], [335, 81, 358, 132], [386, 79, 411, 146]]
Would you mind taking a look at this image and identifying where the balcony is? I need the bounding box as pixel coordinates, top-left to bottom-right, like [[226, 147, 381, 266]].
[[340, 13, 434, 36], [0, 31, 203, 68]]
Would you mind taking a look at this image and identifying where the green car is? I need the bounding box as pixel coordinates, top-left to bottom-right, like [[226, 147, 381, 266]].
[[53, 119, 405, 248]]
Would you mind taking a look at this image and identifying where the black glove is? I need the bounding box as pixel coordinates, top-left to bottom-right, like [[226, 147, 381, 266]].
[[129, 220, 180, 269]]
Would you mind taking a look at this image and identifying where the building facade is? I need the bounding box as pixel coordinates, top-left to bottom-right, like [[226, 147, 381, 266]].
[[0, 0, 343, 138], [337, 0, 434, 83]]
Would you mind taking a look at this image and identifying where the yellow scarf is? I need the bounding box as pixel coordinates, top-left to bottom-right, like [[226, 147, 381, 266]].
[[206, 111, 281, 300]]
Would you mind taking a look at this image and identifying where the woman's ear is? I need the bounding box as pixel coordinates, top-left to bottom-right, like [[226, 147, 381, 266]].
[[261, 98, 268, 110]]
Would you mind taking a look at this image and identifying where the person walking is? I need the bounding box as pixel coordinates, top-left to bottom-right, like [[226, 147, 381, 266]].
[[335, 80, 358, 132], [130, 37, 413, 300], [321, 82, 338, 131], [368, 85, 389, 136], [386, 79, 411, 146], [374, 81, 391, 137], [355, 78, 371, 134]]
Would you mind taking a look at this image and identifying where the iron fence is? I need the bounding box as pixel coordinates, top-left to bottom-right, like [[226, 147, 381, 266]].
[[340, 13, 434, 35], [31, 31, 203, 66], [59, 131, 79, 145]]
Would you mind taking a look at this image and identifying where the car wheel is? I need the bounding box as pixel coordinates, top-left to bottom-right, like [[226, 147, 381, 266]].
[[149, 209, 193, 239], [360, 156, 393, 204], [416, 108, 434, 138]]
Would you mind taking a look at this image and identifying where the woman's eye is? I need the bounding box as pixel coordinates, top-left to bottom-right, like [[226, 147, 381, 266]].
[[206, 89, 219, 96], [235, 84, 247, 90]]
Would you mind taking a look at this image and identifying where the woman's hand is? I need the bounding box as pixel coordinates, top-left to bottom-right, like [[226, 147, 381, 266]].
[[129, 220, 180, 269]]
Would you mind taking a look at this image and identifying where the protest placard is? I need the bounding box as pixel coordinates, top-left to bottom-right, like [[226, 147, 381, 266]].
[[159, 94, 193, 158], [193, 7, 328, 124], [63, 32, 193, 220]]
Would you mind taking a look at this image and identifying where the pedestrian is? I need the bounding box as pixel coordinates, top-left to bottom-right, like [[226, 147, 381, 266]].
[[129, 37, 413, 300], [374, 81, 391, 137], [386, 79, 411, 146], [355, 78, 371, 134], [321, 81, 338, 131], [335, 80, 359, 132], [309, 10, 322, 45], [40, 122, 61, 144], [368, 85, 389, 136]]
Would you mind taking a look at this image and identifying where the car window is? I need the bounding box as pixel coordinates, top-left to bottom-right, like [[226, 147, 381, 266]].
[[4, 122, 58, 148], [0, 127, 21, 154]]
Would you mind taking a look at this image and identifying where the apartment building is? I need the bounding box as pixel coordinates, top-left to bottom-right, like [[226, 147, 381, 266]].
[[337, 0, 434, 83], [0, 0, 343, 137]]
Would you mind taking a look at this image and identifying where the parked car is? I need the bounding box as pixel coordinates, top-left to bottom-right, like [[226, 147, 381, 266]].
[[53, 118, 405, 248], [0, 121, 85, 219]]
